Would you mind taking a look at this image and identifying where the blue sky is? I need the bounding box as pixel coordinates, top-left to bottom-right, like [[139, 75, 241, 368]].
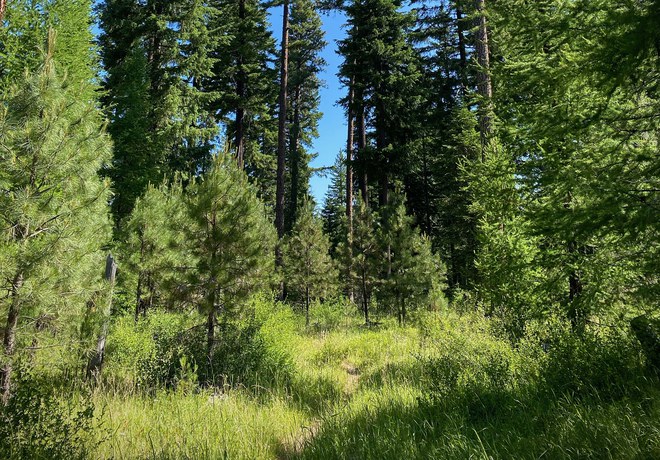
[[269, 8, 348, 206]]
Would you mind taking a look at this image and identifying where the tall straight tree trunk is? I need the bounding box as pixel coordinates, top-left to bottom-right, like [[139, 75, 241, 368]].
[[475, 0, 493, 153], [357, 98, 368, 205], [455, 3, 468, 90], [1, 272, 23, 405], [275, 0, 290, 243], [287, 83, 302, 232], [346, 80, 355, 302], [362, 271, 369, 325], [235, 0, 247, 169], [568, 240, 584, 331], [0, 0, 6, 22], [207, 306, 215, 359], [305, 286, 310, 327], [346, 82, 355, 236], [375, 103, 388, 208]]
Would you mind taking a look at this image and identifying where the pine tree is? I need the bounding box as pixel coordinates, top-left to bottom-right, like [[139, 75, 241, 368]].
[[351, 197, 380, 325], [0, 49, 112, 402], [321, 151, 347, 256], [285, 0, 326, 232], [186, 155, 275, 366], [338, 0, 423, 209], [275, 0, 291, 247], [205, 0, 277, 173], [1, 0, 97, 99], [121, 182, 190, 321], [379, 194, 447, 325], [283, 201, 338, 326], [463, 140, 540, 339], [99, 0, 218, 224], [491, 0, 659, 327]]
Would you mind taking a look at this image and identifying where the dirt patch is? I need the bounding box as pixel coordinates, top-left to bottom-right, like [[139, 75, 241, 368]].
[[276, 420, 321, 459]]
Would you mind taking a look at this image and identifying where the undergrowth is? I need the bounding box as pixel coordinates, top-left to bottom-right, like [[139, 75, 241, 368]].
[[2, 298, 658, 460]]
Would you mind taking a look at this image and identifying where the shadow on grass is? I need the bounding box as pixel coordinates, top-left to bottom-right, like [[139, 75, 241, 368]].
[[292, 378, 660, 460]]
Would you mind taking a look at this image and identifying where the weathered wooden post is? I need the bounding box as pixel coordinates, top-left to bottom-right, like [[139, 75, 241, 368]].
[[87, 253, 117, 379]]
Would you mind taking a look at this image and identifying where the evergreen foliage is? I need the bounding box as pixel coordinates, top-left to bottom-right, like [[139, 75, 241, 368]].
[[350, 198, 380, 324], [121, 182, 190, 320], [285, 0, 326, 231], [0, 52, 112, 400], [379, 194, 447, 324], [205, 0, 278, 198], [283, 200, 338, 326], [185, 155, 275, 363], [98, 0, 219, 224]]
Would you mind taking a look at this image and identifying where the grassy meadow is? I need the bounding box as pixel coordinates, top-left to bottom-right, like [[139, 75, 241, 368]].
[[2, 299, 659, 460]]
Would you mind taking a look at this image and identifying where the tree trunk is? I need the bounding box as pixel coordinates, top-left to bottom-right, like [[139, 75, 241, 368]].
[[135, 272, 143, 322], [305, 286, 310, 327], [207, 308, 216, 365], [455, 3, 468, 90], [422, 150, 432, 234], [87, 254, 117, 380], [375, 101, 389, 208], [357, 101, 368, 204], [275, 0, 290, 242], [288, 83, 302, 233], [474, 0, 493, 152], [568, 241, 584, 331], [235, 0, 247, 169], [361, 270, 369, 325], [346, 79, 355, 302], [1, 272, 23, 405], [0, 0, 6, 22]]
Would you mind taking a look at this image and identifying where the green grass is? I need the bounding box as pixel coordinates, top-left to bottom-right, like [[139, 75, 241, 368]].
[[94, 390, 307, 460], [6, 308, 658, 460]]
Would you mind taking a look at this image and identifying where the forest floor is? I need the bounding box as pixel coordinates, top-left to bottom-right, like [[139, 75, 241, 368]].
[[90, 312, 660, 460]]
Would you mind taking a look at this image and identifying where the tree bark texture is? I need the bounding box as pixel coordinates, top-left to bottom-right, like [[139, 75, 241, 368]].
[[1, 273, 24, 405], [346, 79, 355, 302], [475, 0, 493, 151], [235, 0, 247, 169], [275, 0, 290, 242], [357, 101, 368, 205], [287, 82, 302, 233], [87, 254, 117, 380]]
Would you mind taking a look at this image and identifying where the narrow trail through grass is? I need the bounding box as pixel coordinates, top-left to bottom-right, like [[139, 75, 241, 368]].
[[90, 313, 660, 460]]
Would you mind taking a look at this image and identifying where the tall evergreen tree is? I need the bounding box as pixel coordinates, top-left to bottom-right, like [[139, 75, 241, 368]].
[[491, 0, 660, 327], [0, 49, 112, 402], [98, 0, 218, 224], [206, 0, 277, 173], [285, 0, 326, 232], [338, 0, 423, 209], [322, 151, 347, 256]]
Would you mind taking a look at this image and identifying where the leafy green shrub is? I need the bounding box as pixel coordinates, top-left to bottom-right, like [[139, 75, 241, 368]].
[[0, 367, 102, 460], [202, 297, 298, 389], [105, 312, 197, 389], [308, 297, 354, 332], [522, 315, 645, 399]]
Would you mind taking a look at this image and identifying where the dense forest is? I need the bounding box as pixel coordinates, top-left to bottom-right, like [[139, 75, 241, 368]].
[[1, 0, 659, 458]]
